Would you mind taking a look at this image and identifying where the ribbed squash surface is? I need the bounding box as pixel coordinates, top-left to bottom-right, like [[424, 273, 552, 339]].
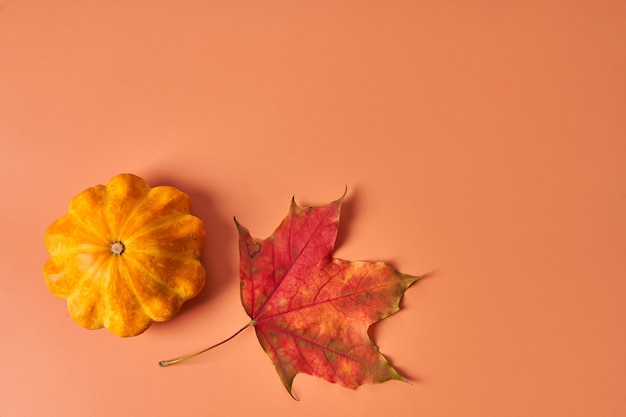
[[43, 174, 206, 337]]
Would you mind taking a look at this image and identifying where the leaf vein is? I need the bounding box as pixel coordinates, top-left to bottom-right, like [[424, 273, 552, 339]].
[[257, 207, 335, 317], [257, 280, 393, 322], [260, 322, 367, 366]]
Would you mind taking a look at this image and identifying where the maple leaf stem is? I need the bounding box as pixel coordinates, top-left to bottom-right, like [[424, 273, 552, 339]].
[[158, 321, 255, 367]]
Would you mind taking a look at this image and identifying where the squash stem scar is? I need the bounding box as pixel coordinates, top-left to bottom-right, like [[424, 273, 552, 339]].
[[110, 242, 125, 255]]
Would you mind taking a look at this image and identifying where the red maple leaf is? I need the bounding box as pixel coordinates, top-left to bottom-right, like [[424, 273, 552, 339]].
[[160, 194, 422, 398]]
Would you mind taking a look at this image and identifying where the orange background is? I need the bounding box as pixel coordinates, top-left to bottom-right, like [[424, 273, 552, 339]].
[[1, 1, 625, 416]]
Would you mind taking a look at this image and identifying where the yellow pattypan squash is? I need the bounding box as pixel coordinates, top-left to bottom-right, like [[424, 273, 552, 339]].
[[43, 173, 206, 337]]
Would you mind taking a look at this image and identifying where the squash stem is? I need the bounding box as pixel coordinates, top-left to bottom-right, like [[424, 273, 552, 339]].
[[158, 321, 255, 367]]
